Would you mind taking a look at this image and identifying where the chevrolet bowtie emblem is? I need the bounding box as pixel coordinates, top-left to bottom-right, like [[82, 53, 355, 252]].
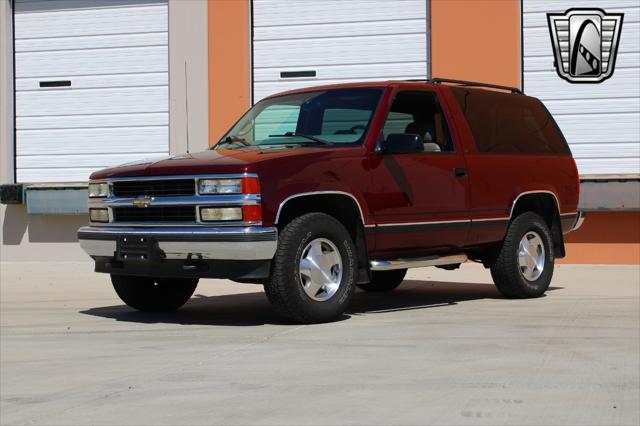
[[133, 196, 153, 208], [547, 8, 624, 83]]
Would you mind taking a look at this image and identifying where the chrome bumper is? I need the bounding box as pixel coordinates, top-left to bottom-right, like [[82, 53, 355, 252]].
[[77, 226, 278, 261]]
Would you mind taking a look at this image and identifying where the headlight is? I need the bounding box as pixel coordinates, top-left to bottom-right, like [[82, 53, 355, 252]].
[[200, 207, 242, 222], [89, 208, 109, 223], [88, 182, 109, 198], [198, 178, 243, 194]]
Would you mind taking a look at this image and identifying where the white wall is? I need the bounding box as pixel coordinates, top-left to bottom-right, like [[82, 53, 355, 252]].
[[1, 0, 209, 261]]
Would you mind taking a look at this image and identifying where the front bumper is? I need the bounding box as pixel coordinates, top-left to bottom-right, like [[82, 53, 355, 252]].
[[78, 226, 277, 260], [77, 226, 277, 280]]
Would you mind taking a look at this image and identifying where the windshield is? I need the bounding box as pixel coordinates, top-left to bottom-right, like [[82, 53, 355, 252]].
[[214, 88, 383, 150]]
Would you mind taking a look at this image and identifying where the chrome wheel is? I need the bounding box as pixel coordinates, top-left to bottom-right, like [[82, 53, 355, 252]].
[[298, 238, 343, 302], [518, 231, 545, 281]]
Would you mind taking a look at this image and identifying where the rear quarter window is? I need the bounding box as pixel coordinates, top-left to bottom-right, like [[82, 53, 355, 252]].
[[450, 87, 571, 155]]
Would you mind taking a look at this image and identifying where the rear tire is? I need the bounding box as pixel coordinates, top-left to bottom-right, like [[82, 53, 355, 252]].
[[265, 212, 357, 324], [490, 212, 554, 298], [111, 275, 198, 312], [357, 269, 407, 292]]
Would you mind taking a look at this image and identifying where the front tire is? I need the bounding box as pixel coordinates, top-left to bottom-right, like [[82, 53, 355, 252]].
[[490, 212, 554, 298], [357, 269, 407, 292], [265, 212, 357, 323], [111, 275, 198, 312]]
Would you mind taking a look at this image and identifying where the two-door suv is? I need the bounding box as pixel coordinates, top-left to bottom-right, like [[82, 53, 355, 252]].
[[78, 78, 584, 323]]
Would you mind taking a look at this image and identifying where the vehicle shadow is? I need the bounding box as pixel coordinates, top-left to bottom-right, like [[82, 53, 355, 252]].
[[79, 280, 563, 327]]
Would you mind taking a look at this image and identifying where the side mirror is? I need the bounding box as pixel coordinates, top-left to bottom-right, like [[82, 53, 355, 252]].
[[380, 134, 424, 154]]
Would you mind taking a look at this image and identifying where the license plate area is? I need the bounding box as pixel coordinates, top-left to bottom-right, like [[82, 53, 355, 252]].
[[116, 236, 159, 261]]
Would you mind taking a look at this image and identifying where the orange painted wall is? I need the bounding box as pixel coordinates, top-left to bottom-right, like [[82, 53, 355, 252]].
[[560, 212, 640, 264], [208, 0, 251, 145], [430, 0, 522, 89]]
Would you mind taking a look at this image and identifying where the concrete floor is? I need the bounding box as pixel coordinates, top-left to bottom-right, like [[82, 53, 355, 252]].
[[0, 262, 638, 426]]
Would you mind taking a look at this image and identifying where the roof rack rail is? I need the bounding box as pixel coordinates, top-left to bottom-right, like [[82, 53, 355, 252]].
[[429, 78, 523, 94]]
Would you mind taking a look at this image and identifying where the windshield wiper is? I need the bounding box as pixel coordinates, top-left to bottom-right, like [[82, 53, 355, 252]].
[[268, 132, 333, 145], [212, 135, 249, 149]]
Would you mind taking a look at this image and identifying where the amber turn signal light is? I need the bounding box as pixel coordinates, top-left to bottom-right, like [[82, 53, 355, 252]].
[[242, 205, 262, 223]]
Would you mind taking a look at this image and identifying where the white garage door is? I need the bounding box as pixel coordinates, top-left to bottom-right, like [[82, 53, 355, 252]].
[[14, 0, 169, 183], [523, 0, 640, 176], [252, 0, 429, 102]]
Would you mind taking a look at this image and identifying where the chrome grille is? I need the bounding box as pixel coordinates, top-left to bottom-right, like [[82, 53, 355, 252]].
[[112, 179, 195, 198], [113, 206, 196, 223]]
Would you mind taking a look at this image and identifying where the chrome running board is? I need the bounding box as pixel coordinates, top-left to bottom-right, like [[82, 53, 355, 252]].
[[370, 254, 468, 271]]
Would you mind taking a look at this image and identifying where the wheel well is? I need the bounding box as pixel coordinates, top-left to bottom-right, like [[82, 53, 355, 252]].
[[511, 193, 566, 258], [276, 194, 371, 283], [276, 194, 359, 237]]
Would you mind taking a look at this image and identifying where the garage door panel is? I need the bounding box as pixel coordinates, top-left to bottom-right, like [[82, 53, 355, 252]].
[[576, 158, 640, 175], [524, 68, 640, 99], [17, 168, 113, 183], [570, 142, 640, 159], [253, 0, 426, 26], [17, 112, 168, 130], [15, 72, 168, 91], [17, 152, 167, 170], [254, 34, 427, 69], [525, 51, 640, 72], [524, 6, 639, 28], [14, 0, 166, 12], [543, 97, 639, 114], [555, 114, 639, 144], [17, 127, 169, 156], [15, 46, 168, 78], [255, 18, 427, 41], [15, 32, 167, 53], [524, 23, 639, 57], [16, 86, 168, 116], [522, 0, 640, 13], [14, 3, 167, 39], [254, 62, 428, 83]]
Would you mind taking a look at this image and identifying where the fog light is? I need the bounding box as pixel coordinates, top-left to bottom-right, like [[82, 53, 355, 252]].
[[89, 208, 109, 223], [200, 207, 242, 222]]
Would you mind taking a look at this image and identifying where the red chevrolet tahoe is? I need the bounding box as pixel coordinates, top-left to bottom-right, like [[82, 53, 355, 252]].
[[78, 79, 584, 323]]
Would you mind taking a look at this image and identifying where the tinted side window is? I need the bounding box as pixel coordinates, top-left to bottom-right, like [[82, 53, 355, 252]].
[[450, 87, 571, 155], [381, 91, 455, 153]]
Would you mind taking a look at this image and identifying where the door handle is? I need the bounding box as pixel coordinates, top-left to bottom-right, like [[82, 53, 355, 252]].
[[454, 167, 467, 177], [39, 80, 71, 88]]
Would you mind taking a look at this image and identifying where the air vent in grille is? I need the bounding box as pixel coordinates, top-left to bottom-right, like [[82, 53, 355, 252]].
[[113, 206, 196, 223], [112, 179, 195, 197]]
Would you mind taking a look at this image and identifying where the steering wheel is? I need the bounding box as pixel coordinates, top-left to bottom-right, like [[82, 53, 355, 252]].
[[334, 124, 367, 135]]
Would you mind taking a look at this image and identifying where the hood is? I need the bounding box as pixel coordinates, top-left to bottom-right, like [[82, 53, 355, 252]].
[[89, 146, 345, 179]]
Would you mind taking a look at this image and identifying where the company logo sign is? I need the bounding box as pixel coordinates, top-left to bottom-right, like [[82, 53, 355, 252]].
[[547, 8, 624, 83]]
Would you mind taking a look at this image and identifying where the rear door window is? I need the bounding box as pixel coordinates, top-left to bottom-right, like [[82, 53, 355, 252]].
[[450, 87, 571, 155]]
